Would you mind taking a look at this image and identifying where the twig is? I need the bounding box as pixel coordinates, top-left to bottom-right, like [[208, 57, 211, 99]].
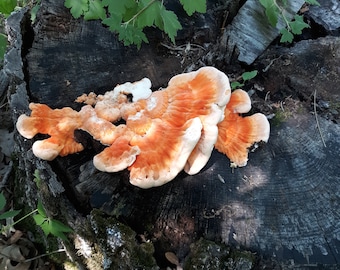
[[262, 55, 282, 72], [313, 89, 326, 148], [0, 248, 66, 263], [23, 249, 66, 263], [160, 42, 205, 52]]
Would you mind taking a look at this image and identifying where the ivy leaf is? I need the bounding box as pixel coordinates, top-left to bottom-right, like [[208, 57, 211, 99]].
[[280, 28, 294, 43], [64, 0, 89, 19], [179, 0, 206, 16], [84, 0, 106, 20], [289, 15, 310, 35], [0, 0, 16, 15], [158, 6, 182, 44]]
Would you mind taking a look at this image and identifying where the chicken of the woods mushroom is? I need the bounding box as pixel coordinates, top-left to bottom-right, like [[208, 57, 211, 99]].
[[16, 67, 270, 188]]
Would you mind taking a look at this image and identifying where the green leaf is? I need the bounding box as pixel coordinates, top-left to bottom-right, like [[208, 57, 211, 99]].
[[179, 0, 206, 16], [50, 219, 73, 233], [231, 81, 244, 90], [122, 2, 139, 22], [102, 15, 122, 32], [289, 15, 310, 35], [259, 0, 279, 27], [51, 230, 68, 241], [0, 210, 21, 220], [137, 0, 161, 28], [84, 0, 106, 20], [38, 218, 51, 235], [280, 28, 294, 43], [258, 0, 270, 8], [33, 169, 40, 180], [265, 4, 279, 27], [242, 70, 258, 81], [33, 169, 42, 188], [305, 0, 320, 5], [35, 217, 72, 240], [0, 192, 6, 211], [64, 0, 89, 19], [33, 213, 47, 226], [0, 34, 6, 60], [118, 24, 148, 49], [37, 201, 47, 218], [0, 0, 16, 15], [30, 3, 40, 23], [158, 6, 182, 44], [103, 0, 135, 15]]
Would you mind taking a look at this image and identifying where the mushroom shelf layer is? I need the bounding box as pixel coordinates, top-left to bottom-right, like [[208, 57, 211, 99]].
[[16, 67, 269, 188]]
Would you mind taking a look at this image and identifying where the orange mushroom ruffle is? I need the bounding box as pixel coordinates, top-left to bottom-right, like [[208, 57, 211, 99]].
[[16, 67, 270, 188], [215, 89, 270, 167]]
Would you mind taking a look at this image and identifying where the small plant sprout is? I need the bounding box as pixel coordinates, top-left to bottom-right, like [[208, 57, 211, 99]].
[[231, 70, 258, 90], [258, 0, 320, 43], [0, 192, 22, 235], [1, 171, 72, 240], [33, 169, 42, 188], [33, 201, 73, 241]]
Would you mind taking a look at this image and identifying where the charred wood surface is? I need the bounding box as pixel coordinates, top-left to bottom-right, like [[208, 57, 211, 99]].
[[6, 0, 340, 268]]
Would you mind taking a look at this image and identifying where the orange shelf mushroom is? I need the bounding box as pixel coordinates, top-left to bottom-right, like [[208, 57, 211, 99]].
[[215, 89, 270, 167], [15, 103, 124, 160], [16, 67, 270, 189], [93, 67, 231, 188], [16, 103, 84, 160]]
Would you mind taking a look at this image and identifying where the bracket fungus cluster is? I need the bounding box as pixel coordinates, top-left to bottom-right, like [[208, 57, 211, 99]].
[[16, 67, 270, 188]]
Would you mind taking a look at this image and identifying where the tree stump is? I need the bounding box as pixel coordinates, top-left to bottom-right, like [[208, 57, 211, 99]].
[[4, 0, 340, 268]]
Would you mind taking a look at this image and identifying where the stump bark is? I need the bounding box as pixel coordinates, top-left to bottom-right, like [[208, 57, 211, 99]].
[[4, 0, 340, 269]]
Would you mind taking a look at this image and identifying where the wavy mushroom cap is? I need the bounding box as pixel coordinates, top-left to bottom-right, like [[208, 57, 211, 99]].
[[92, 67, 232, 188], [215, 89, 270, 167], [16, 103, 84, 160], [180, 67, 231, 175], [128, 67, 231, 186], [79, 105, 125, 145]]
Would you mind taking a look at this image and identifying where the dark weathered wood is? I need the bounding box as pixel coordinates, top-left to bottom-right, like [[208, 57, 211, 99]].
[[220, 0, 304, 64], [6, 0, 340, 268], [26, 0, 220, 109], [75, 109, 340, 264], [308, 0, 340, 33], [256, 36, 340, 123]]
